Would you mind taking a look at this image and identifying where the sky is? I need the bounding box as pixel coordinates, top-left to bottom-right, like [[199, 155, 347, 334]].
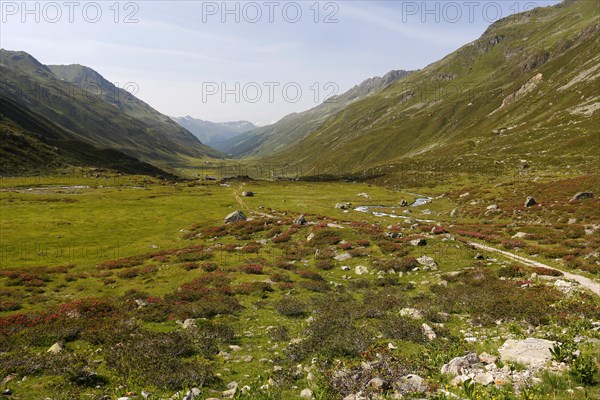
[[1, 0, 561, 125]]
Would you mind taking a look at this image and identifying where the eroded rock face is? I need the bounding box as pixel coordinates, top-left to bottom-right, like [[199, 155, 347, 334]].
[[498, 338, 555, 366], [498, 73, 543, 110]]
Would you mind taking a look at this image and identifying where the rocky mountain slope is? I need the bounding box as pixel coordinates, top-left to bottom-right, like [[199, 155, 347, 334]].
[[224, 70, 411, 157], [266, 0, 599, 176], [0, 96, 174, 177], [0, 50, 224, 171]]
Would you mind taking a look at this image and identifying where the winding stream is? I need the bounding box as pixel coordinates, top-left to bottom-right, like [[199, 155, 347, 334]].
[[353, 197, 436, 222]]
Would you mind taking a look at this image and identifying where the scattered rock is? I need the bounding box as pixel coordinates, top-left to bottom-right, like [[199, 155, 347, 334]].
[[474, 372, 494, 385], [182, 387, 201, 400], [421, 323, 437, 340], [417, 255, 437, 269], [409, 238, 427, 247], [225, 210, 247, 224], [498, 338, 555, 366], [295, 215, 307, 225], [570, 192, 593, 202], [335, 253, 352, 262], [441, 353, 479, 376], [512, 232, 528, 239], [554, 279, 578, 294], [47, 342, 64, 354], [524, 196, 537, 207], [355, 265, 369, 275], [134, 298, 148, 308], [357, 193, 369, 199], [394, 374, 428, 393], [300, 388, 313, 399], [400, 308, 423, 319], [335, 203, 352, 210], [368, 377, 387, 389], [181, 319, 195, 329], [450, 208, 459, 217], [479, 352, 498, 364]]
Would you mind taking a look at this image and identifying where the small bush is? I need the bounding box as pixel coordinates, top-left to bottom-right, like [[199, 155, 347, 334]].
[[239, 264, 264, 274], [274, 297, 308, 317]]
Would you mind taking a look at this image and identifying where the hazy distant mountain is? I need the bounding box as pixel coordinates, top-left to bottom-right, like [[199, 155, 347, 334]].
[[0, 50, 224, 171], [222, 69, 412, 157], [172, 116, 257, 152]]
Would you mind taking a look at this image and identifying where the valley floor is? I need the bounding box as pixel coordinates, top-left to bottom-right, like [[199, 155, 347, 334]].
[[1, 171, 599, 399]]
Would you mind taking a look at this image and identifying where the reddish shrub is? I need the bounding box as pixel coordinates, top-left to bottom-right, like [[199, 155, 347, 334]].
[[297, 270, 324, 281], [239, 264, 264, 274]]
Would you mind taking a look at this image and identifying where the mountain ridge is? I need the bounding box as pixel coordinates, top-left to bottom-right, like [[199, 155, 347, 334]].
[[222, 69, 412, 157], [0, 49, 225, 171]]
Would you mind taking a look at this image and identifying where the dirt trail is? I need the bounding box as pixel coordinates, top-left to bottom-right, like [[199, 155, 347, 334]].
[[233, 183, 249, 212], [469, 241, 600, 296]]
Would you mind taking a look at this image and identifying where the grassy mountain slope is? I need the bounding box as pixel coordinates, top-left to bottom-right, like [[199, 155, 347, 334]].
[[0, 50, 224, 169], [172, 116, 257, 152], [225, 70, 411, 158], [268, 0, 599, 176], [0, 96, 174, 177]]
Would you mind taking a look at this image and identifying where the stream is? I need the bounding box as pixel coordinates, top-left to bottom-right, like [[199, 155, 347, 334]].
[[353, 197, 436, 222]]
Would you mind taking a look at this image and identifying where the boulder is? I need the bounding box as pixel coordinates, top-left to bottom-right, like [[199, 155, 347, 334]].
[[47, 342, 64, 354], [421, 323, 437, 340], [394, 374, 428, 393], [225, 210, 247, 224], [294, 215, 307, 225], [498, 338, 555, 366], [399, 199, 408, 207], [367, 377, 387, 389], [524, 196, 537, 207], [554, 279, 578, 294], [300, 388, 313, 399], [417, 255, 437, 269], [570, 192, 593, 202], [355, 265, 369, 275], [334, 252, 352, 262], [400, 308, 423, 319], [474, 372, 494, 385], [181, 319, 195, 329], [335, 203, 352, 210], [512, 232, 528, 239], [409, 238, 427, 247], [241, 191, 254, 197], [441, 353, 479, 376]]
